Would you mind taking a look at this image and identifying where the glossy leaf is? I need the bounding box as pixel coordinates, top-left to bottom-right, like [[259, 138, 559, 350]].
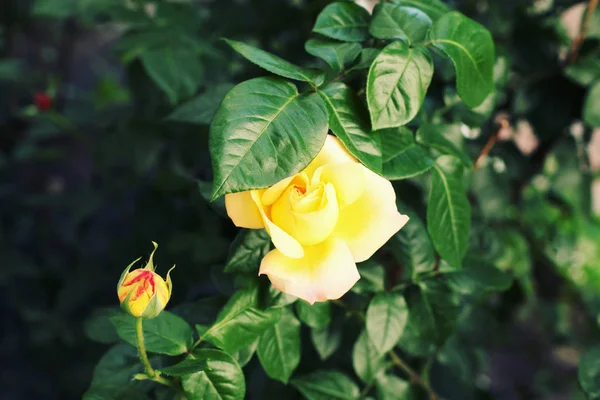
[[584, 82, 600, 128], [109, 312, 193, 356], [291, 370, 360, 400], [416, 124, 471, 166], [224, 39, 325, 86], [367, 41, 433, 129], [319, 82, 382, 173], [296, 300, 331, 329], [159, 358, 207, 377], [391, 0, 450, 21], [380, 127, 434, 180], [313, 2, 370, 42], [427, 156, 471, 269], [305, 39, 361, 74], [428, 12, 495, 108], [369, 3, 432, 44], [257, 307, 301, 383], [224, 229, 271, 273], [352, 330, 385, 383], [167, 83, 234, 125], [366, 292, 409, 353], [182, 349, 245, 400], [210, 77, 328, 199]]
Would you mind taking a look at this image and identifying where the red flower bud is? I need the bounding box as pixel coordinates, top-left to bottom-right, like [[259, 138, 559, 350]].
[[34, 92, 52, 111]]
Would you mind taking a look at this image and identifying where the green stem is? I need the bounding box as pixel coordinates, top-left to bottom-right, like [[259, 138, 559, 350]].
[[389, 350, 444, 400], [135, 318, 179, 389]]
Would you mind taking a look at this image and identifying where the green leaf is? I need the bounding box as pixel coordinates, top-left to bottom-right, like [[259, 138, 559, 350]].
[[291, 370, 360, 400], [391, 203, 435, 278], [428, 12, 495, 108], [182, 349, 245, 400], [366, 292, 409, 353], [305, 39, 361, 74], [296, 300, 331, 329], [352, 260, 386, 294], [232, 339, 258, 367], [391, 0, 450, 21], [427, 156, 471, 269], [444, 264, 513, 295], [369, 3, 432, 44], [352, 331, 385, 383], [167, 83, 234, 125], [224, 229, 271, 273], [586, 8, 600, 39], [584, 82, 600, 128], [84, 308, 120, 344], [564, 52, 600, 86], [318, 83, 382, 173], [257, 307, 301, 383], [203, 289, 282, 354], [367, 41, 433, 129], [313, 2, 371, 42], [159, 359, 207, 377], [141, 46, 203, 105], [380, 127, 434, 180], [210, 77, 329, 199], [349, 48, 380, 71], [311, 322, 342, 360], [416, 124, 471, 166], [579, 346, 600, 399], [376, 374, 412, 400], [33, 0, 79, 18], [109, 312, 193, 356], [224, 39, 325, 86]]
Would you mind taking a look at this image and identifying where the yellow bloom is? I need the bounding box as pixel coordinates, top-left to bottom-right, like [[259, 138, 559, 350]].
[[225, 135, 409, 303], [117, 242, 175, 318]]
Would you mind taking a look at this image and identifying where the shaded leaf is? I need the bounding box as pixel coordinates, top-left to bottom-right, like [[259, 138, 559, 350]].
[[380, 127, 434, 180], [224, 229, 271, 273], [311, 322, 342, 360], [313, 2, 371, 42], [305, 39, 361, 74], [370, 3, 432, 44], [291, 370, 360, 400], [391, 0, 450, 21], [584, 82, 600, 128], [182, 349, 245, 400], [391, 203, 435, 278], [297, 300, 331, 329], [352, 331, 385, 383], [167, 83, 234, 125], [352, 260, 386, 294], [366, 292, 409, 353], [376, 374, 412, 400], [416, 124, 471, 166]]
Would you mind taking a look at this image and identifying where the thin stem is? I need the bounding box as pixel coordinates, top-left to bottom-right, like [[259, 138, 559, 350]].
[[389, 350, 444, 400], [135, 318, 179, 389], [566, 0, 599, 65], [473, 116, 509, 171]]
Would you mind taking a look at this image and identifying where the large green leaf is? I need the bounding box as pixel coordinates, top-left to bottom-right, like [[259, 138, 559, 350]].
[[367, 41, 433, 129], [210, 77, 328, 199], [311, 322, 342, 360], [416, 124, 471, 166], [366, 292, 409, 353], [305, 39, 361, 74], [352, 331, 386, 383], [109, 312, 193, 356], [291, 370, 360, 400], [313, 2, 370, 42], [167, 83, 234, 125], [427, 156, 471, 269], [182, 349, 245, 400], [428, 12, 494, 108], [391, 203, 435, 278], [225, 39, 325, 87], [380, 127, 433, 180], [296, 300, 331, 329], [376, 374, 412, 400], [318, 83, 382, 173], [224, 229, 271, 273], [257, 307, 301, 383], [391, 0, 450, 21], [141, 46, 203, 105], [202, 289, 281, 354], [369, 3, 432, 44], [584, 82, 600, 128]]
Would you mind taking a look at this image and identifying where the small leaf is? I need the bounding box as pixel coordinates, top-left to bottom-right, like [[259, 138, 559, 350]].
[[210, 77, 328, 199], [110, 312, 193, 356], [257, 307, 301, 383], [352, 330, 386, 383], [366, 292, 409, 353], [224, 39, 325, 86], [318, 82, 382, 173], [584, 82, 600, 128], [390, 0, 450, 21], [159, 358, 207, 377], [224, 229, 271, 273], [427, 156, 471, 269], [428, 12, 495, 108], [291, 370, 360, 400], [367, 41, 433, 129], [296, 300, 331, 329], [313, 2, 371, 42], [370, 3, 432, 44], [182, 349, 245, 400], [167, 83, 234, 125], [416, 124, 471, 166], [380, 127, 434, 180], [311, 323, 342, 361], [305, 39, 361, 74], [391, 203, 435, 278]]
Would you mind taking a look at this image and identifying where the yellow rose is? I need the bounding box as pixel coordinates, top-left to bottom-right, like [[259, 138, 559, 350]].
[[225, 135, 409, 304], [117, 242, 175, 318]]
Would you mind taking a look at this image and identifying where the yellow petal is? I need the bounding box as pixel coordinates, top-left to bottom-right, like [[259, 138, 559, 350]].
[[314, 162, 366, 208], [271, 183, 339, 246], [261, 176, 295, 206], [334, 166, 409, 262], [250, 190, 304, 258], [225, 191, 264, 229], [304, 135, 358, 177], [259, 238, 359, 304]]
